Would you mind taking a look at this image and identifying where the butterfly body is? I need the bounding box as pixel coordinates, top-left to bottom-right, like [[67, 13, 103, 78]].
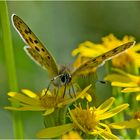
[[12, 14, 135, 91], [52, 67, 72, 87]]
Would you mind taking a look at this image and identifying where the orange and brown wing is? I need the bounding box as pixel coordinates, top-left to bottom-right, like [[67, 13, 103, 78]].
[[12, 14, 59, 78]]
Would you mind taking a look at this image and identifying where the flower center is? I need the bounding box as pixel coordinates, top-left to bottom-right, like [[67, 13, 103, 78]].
[[40, 92, 64, 108], [72, 107, 98, 132]]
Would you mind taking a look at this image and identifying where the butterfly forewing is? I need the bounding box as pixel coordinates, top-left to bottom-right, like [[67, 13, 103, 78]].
[[12, 14, 59, 78], [72, 41, 135, 79]]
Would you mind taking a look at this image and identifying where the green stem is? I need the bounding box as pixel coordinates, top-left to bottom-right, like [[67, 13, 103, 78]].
[[105, 62, 129, 138], [0, 1, 24, 139], [44, 107, 67, 128]]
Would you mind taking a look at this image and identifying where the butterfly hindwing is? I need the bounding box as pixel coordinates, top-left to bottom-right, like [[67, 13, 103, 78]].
[[72, 41, 135, 79], [12, 14, 59, 78]]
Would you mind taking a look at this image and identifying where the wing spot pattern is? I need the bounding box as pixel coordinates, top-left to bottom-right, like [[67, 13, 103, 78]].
[[17, 25, 21, 29], [24, 27, 32, 34], [84, 63, 87, 66], [25, 29, 28, 34], [29, 37, 33, 43], [47, 56, 51, 59], [92, 59, 96, 62], [41, 48, 45, 52], [102, 54, 106, 59], [124, 43, 131, 50], [112, 48, 118, 54], [34, 40, 38, 44], [25, 39, 29, 44], [35, 46, 40, 52]]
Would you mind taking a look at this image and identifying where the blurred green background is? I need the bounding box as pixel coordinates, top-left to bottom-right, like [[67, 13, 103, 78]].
[[1, 1, 140, 138]]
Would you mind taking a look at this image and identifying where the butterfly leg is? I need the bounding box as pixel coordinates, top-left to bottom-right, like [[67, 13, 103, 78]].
[[55, 85, 60, 100], [68, 87, 73, 98], [44, 74, 62, 97], [43, 79, 54, 97], [62, 83, 67, 98]]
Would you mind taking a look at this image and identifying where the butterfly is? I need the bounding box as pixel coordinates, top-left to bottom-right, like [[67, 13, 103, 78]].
[[12, 14, 135, 96]]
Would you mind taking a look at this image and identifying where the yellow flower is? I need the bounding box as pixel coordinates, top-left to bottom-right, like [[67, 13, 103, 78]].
[[5, 85, 91, 116], [105, 68, 140, 101], [72, 34, 139, 69], [36, 97, 128, 139], [109, 111, 140, 137], [69, 97, 129, 139]]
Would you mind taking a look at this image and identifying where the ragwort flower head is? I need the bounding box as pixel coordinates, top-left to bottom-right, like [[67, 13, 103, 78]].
[[72, 34, 139, 69], [105, 68, 140, 101], [5, 85, 91, 116], [109, 111, 140, 137], [69, 97, 129, 139], [36, 97, 129, 139]]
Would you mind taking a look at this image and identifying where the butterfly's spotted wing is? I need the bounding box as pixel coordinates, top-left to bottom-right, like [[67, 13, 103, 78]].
[[71, 41, 135, 80], [12, 14, 59, 78]]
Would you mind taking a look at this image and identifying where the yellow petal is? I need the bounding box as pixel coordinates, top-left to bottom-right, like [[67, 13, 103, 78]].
[[137, 128, 140, 136], [36, 123, 74, 138], [105, 74, 131, 83], [122, 87, 140, 93], [8, 92, 40, 106], [90, 126, 120, 140], [5, 105, 45, 111], [99, 130, 120, 140], [21, 89, 39, 99], [99, 123, 112, 133], [112, 82, 137, 87], [85, 93, 92, 102], [110, 68, 140, 83], [43, 108, 55, 116], [98, 104, 129, 120], [58, 85, 91, 107], [136, 94, 140, 101], [131, 43, 140, 51], [109, 119, 140, 129], [96, 97, 115, 115], [72, 41, 105, 57]]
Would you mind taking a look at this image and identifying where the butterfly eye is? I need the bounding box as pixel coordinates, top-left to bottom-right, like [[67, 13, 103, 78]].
[[61, 73, 71, 84], [61, 75, 66, 83]]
